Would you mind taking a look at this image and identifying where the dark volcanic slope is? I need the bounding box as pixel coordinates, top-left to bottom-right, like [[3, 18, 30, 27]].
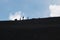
[[0, 17, 60, 40], [0, 17, 60, 29]]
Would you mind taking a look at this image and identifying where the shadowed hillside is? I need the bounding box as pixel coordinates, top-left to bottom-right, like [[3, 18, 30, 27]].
[[0, 17, 60, 40]]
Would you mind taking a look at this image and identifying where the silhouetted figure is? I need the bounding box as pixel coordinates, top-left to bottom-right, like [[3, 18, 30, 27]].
[[22, 16, 24, 20], [20, 18, 21, 20], [15, 19, 17, 21]]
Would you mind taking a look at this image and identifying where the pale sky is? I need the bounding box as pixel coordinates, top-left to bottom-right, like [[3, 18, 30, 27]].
[[0, 0, 60, 20]]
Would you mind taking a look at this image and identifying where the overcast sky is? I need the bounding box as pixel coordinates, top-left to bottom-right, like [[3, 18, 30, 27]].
[[0, 0, 60, 20]]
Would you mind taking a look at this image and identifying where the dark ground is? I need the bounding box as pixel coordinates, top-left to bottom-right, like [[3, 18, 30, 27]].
[[0, 17, 60, 40]]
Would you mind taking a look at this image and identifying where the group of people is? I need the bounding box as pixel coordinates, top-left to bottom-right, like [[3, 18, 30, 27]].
[[15, 16, 29, 21]]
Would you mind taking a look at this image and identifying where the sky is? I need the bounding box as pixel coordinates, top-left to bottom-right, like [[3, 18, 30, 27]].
[[0, 0, 60, 20]]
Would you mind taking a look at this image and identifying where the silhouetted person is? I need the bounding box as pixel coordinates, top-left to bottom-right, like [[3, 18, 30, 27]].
[[15, 19, 17, 21], [22, 16, 24, 20], [20, 18, 21, 20]]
